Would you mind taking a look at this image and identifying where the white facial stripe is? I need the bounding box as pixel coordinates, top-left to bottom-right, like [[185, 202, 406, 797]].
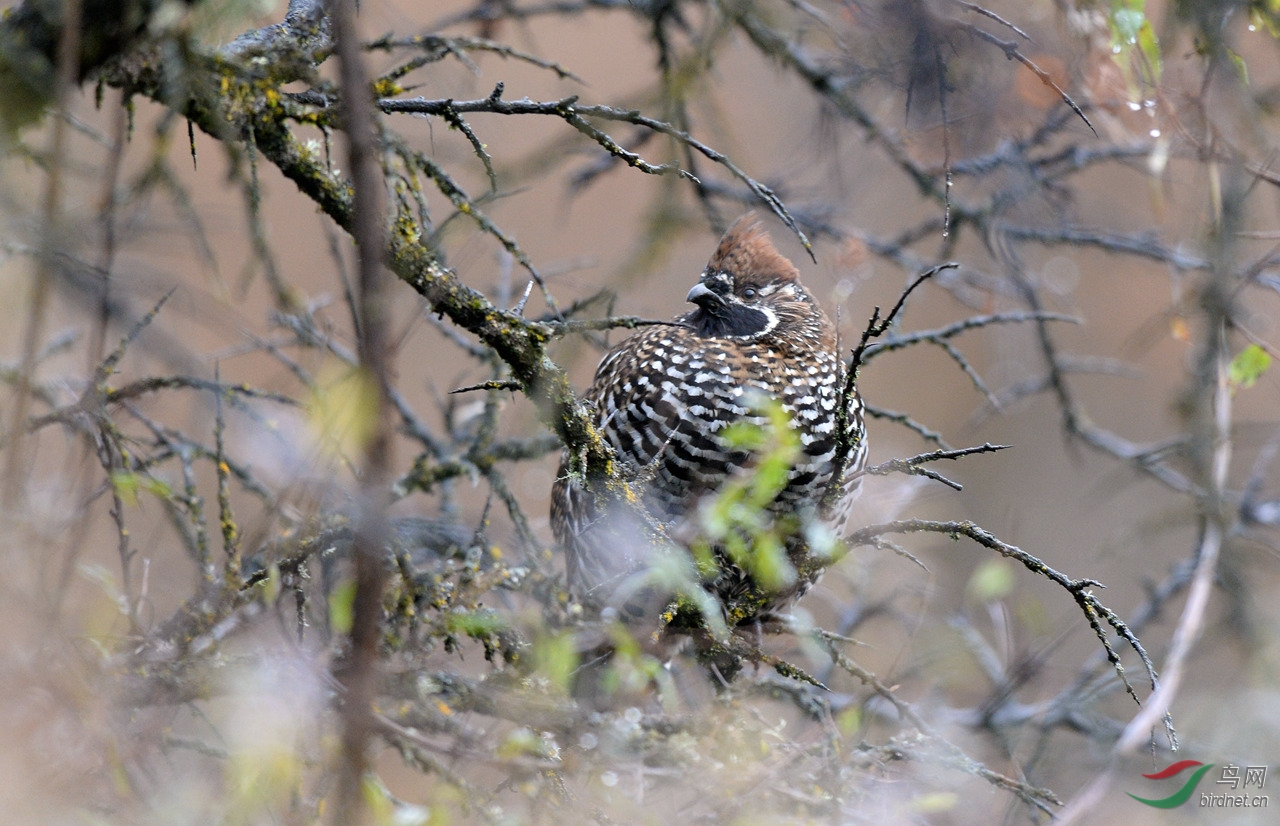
[[760, 305, 779, 334]]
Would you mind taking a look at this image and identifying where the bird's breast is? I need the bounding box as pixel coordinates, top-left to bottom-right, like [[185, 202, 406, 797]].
[[594, 333, 844, 520]]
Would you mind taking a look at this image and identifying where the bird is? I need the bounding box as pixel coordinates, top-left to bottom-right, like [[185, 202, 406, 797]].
[[551, 214, 866, 636]]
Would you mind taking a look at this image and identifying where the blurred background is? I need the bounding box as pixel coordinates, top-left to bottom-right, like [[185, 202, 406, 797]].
[[1, 0, 1279, 823]]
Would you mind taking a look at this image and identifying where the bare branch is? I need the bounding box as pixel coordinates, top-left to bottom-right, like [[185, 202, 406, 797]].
[[858, 443, 1010, 491]]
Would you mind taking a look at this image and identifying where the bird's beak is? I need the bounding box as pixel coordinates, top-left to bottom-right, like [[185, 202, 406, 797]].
[[686, 282, 725, 308]]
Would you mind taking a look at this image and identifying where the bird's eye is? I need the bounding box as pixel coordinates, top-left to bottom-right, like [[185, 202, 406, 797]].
[[742, 288, 757, 299]]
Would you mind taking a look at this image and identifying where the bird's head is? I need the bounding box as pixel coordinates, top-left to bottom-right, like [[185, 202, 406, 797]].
[[683, 214, 829, 344]]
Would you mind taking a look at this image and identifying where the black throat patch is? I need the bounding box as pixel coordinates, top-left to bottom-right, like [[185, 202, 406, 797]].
[[685, 303, 772, 338]]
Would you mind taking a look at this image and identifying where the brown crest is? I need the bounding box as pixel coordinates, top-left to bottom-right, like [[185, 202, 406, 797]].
[[706, 213, 801, 285]]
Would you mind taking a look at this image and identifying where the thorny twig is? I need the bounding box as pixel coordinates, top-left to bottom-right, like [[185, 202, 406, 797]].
[[821, 263, 956, 514], [857, 443, 1010, 491]]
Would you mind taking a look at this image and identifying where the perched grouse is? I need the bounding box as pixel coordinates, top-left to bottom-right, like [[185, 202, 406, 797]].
[[551, 215, 866, 628]]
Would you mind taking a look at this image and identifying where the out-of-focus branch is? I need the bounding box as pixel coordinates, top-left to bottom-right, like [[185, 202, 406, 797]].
[[0, 0, 184, 130], [2, 0, 83, 509], [221, 0, 331, 65], [329, 0, 391, 823]]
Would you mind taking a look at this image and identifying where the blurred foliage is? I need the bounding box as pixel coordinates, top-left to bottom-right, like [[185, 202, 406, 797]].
[[696, 399, 805, 596], [1229, 342, 1272, 389], [1109, 0, 1163, 88]]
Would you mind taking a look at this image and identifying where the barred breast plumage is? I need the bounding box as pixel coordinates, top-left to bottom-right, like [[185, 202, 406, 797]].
[[551, 215, 866, 626]]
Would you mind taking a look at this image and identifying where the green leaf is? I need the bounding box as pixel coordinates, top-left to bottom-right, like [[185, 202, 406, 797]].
[[747, 532, 795, 592], [533, 631, 578, 694], [329, 578, 357, 635], [496, 727, 547, 759], [309, 366, 382, 458], [749, 452, 793, 506], [1229, 344, 1272, 389], [262, 562, 282, 604], [1250, 5, 1280, 38], [446, 609, 507, 638], [1110, 7, 1144, 45], [362, 774, 395, 825], [689, 538, 717, 577], [110, 471, 140, 505], [722, 419, 766, 450], [910, 793, 959, 813], [835, 705, 862, 735], [1136, 18, 1162, 82], [141, 476, 174, 500], [967, 559, 1015, 603], [110, 471, 176, 506], [1108, 1, 1161, 88]]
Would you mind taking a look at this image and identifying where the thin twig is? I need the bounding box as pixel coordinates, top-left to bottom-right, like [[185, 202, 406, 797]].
[[858, 443, 1010, 491]]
